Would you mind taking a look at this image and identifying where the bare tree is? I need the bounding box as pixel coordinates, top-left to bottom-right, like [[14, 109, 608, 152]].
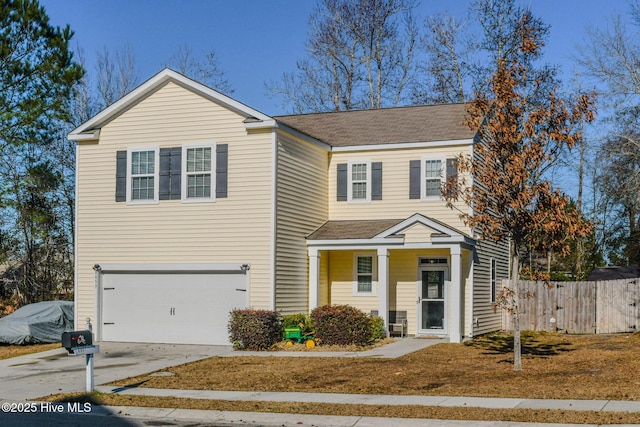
[[412, 0, 552, 105], [164, 44, 234, 94], [412, 13, 470, 104], [268, 0, 417, 113], [575, 3, 640, 265], [576, 15, 640, 104], [96, 43, 139, 107]]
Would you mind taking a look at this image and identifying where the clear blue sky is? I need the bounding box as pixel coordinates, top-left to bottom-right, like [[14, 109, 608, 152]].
[[41, 0, 628, 116]]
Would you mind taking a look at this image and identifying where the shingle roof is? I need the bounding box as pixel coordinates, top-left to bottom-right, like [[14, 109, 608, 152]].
[[275, 103, 475, 147], [587, 266, 640, 281], [307, 219, 405, 240]]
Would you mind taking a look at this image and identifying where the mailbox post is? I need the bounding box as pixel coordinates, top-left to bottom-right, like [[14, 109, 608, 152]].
[[62, 318, 99, 392]]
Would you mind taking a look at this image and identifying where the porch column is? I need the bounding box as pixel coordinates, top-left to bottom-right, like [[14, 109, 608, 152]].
[[377, 248, 389, 334], [450, 246, 463, 343], [308, 248, 320, 312]]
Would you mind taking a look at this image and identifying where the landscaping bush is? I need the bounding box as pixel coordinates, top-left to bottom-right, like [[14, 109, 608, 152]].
[[370, 315, 386, 341], [228, 309, 282, 350], [311, 304, 376, 346], [282, 313, 310, 330]]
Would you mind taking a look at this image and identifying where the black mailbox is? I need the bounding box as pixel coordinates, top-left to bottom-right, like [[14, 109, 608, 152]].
[[62, 330, 93, 350]]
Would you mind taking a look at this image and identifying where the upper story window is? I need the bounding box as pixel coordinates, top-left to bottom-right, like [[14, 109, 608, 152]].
[[423, 159, 443, 198], [348, 160, 370, 202], [183, 144, 214, 201], [116, 144, 228, 204], [126, 148, 159, 203], [337, 161, 382, 202], [409, 157, 457, 201]]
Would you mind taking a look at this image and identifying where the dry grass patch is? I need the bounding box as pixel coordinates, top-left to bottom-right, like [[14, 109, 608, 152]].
[[110, 332, 640, 401], [0, 343, 60, 360], [42, 392, 640, 424]]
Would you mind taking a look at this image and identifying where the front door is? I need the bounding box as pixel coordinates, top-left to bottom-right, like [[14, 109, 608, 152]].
[[418, 267, 448, 334]]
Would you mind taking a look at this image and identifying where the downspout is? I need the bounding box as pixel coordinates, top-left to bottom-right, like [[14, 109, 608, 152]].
[[270, 128, 278, 311], [93, 264, 102, 342], [74, 144, 79, 330]]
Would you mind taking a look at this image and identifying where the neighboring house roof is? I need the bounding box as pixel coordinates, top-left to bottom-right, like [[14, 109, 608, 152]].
[[68, 68, 274, 142], [307, 219, 405, 240], [587, 266, 640, 281], [274, 103, 475, 147]]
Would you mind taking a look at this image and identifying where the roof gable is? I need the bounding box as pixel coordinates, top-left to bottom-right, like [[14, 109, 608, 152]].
[[68, 68, 274, 142], [377, 213, 472, 244]]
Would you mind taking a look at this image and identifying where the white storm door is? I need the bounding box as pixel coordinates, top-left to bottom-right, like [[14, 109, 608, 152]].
[[418, 267, 448, 334]]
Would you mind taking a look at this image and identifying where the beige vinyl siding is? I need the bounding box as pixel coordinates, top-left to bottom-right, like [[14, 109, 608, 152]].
[[328, 251, 378, 313], [472, 239, 510, 335], [275, 132, 329, 314], [328, 145, 472, 233], [76, 82, 273, 327]]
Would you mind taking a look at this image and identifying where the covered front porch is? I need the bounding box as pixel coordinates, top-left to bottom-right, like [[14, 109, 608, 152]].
[[307, 214, 474, 343]]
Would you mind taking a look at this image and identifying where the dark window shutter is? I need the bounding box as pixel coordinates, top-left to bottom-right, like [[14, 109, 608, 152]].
[[169, 147, 181, 200], [444, 157, 459, 198], [115, 150, 127, 202], [159, 148, 182, 200], [159, 148, 171, 200], [446, 158, 458, 186], [409, 160, 421, 199], [216, 144, 228, 198], [371, 162, 382, 200], [337, 163, 347, 201]]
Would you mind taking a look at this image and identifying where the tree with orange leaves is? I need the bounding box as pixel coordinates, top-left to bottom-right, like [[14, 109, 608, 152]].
[[444, 11, 596, 371]]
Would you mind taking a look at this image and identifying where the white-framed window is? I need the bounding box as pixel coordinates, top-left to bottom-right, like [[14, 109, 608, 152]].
[[127, 147, 159, 204], [348, 160, 371, 202], [353, 252, 377, 295], [421, 157, 445, 200], [490, 257, 497, 303], [182, 143, 215, 202]]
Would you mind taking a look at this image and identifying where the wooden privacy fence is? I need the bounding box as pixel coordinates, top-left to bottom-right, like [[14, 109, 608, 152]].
[[501, 278, 640, 334]]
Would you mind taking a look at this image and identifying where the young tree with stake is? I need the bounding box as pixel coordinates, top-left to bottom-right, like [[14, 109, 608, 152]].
[[444, 12, 595, 371]]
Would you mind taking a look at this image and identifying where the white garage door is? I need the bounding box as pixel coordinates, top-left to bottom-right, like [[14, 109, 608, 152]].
[[99, 265, 248, 345]]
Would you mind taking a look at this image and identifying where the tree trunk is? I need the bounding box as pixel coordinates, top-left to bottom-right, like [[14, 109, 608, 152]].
[[512, 252, 522, 371]]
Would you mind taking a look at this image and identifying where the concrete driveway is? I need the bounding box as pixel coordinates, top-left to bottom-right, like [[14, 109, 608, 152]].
[[0, 342, 236, 401]]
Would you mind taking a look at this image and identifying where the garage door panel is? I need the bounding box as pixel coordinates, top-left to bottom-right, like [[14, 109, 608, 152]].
[[101, 271, 248, 345]]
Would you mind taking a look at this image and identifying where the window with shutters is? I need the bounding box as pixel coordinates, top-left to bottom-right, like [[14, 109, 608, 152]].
[[348, 160, 370, 202], [116, 144, 227, 204], [182, 144, 215, 202], [410, 157, 457, 201], [422, 157, 444, 199], [127, 148, 159, 203], [353, 253, 377, 296]]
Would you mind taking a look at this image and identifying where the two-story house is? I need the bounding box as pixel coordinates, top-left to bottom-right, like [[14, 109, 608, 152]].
[[69, 69, 509, 345]]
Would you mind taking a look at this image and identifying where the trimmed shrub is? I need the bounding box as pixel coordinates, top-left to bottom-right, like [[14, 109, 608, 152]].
[[370, 316, 386, 341], [311, 304, 374, 346], [282, 313, 309, 329], [228, 309, 282, 350]]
